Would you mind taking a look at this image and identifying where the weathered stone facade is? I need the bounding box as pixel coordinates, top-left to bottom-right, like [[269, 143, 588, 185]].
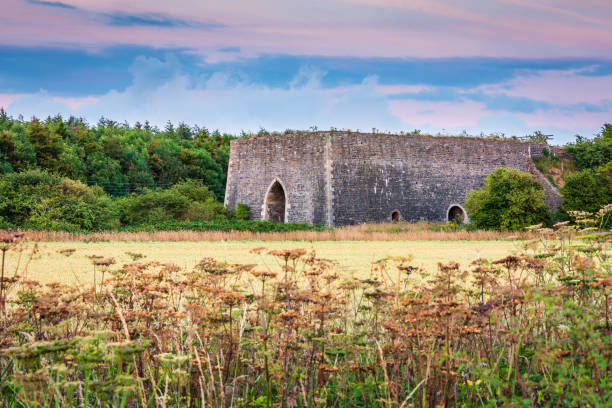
[[224, 132, 562, 226]]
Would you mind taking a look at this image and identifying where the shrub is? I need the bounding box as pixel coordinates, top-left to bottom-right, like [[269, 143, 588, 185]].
[[564, 124, 612, 172], [0, 169, 119, 231], [232, 202, 251, 221], [118, 180, 227, 225], [561, 170, 611, 228], [465, 168, 550, 230], [121, 219, 326, 232]]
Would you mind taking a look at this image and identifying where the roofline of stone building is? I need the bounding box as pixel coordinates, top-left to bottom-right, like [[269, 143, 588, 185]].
[[231, 130, 556, 147]]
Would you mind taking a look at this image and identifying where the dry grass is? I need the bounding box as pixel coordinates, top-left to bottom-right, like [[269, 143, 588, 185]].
[[0, 223, 609, 407], [8, 240, 521, 286], [20, 223, 531, 242]]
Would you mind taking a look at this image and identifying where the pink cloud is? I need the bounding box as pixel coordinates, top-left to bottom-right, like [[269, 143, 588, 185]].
[[479, 70, 612, 105], [498, 0, 607, 25], [375, 85, 431, 95], [388, 99, 487, 130], [0, 94, 24, 109], [517, 110, 611, 130], [2, 0, 612, 59], [52, 96, 100, 109]]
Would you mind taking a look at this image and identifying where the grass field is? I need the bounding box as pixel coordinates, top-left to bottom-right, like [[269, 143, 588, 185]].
[[10, 240, 522, 285]]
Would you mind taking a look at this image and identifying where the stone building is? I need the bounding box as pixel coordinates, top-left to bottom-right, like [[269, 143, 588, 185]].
[[224, 131, 562, 227]]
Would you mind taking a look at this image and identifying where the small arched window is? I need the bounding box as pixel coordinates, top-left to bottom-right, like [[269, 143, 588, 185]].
[[447, 205, 467, 223], [391, 210, 401, 223]]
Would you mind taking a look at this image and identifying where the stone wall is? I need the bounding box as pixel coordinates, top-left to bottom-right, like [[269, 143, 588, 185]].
[[225, 132, 562, 226], [328, 133, 561, 225], [224, 133, 330, 224]]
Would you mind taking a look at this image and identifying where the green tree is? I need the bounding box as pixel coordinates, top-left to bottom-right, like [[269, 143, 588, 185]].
[[465, 168, 550, 231], [86, 152, 129, 195], [0, 130, 17, 173], [178, 148, 224, 199], [1, 114, 236, 203], [564, 124, 612, 171], [527, 130, 551, 144], [58, 144, 87, 181], [147, 138, 187, 186], [27, 119, 63, 171], [0, 108, 9, 130], [560, 170, 611, 228], [124, 150, 155, 193]]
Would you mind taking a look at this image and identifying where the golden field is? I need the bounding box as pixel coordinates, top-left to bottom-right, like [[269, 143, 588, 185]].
[[10, 239, 521, 285]]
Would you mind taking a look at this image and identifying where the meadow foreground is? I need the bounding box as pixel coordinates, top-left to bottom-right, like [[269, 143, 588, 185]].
[[0, 224, 609, 407]]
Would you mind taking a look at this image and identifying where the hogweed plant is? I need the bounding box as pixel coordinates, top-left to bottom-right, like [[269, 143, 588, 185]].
[[0, 210, 610, 407], [0, 231, 28, 320]]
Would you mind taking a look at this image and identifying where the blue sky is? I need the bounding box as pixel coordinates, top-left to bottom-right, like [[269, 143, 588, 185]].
[[1, 0, 612, 142]]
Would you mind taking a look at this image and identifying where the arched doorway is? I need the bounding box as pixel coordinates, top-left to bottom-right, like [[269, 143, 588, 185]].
[[391, 210, 401, 223], [264, 180, 286, 222], [447, 205, 467, 223]]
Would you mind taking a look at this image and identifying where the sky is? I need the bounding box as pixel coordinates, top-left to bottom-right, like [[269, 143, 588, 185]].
[[1, 0, 611, 143]]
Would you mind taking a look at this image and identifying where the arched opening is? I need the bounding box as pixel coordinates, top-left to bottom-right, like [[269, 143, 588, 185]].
[[391, 210, 401, 223], [264, 181, 286, 223], [447, 205, 467, 223]]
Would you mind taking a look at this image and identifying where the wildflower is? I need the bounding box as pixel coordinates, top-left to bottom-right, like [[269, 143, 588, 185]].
[[590, 277, 612, 288], [251, 271, 278, 280], [318, 363, 339, 373], [195, 258, 233, 275], [219, 291, 246, 306], [437, 261, 460, 272], [278, 310, 300, 321], [93, 258, 115, 267], [0, 231, 24, 245], [471, 300, 500, 313], [492, 255, 521, 270], [460, 325, 482, 335], [58, 248, 76, 257], [268, 249, 307, 261], [524, 257, 545, 270]]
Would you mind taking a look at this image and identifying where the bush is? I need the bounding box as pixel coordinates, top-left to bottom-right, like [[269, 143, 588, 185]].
[[117, 180, 228, 225], [564, 124, 612, 172], [0, 169, 119, 231], [464, 168, 550, 231], [561, 170, 611, 228], [121, 219, 326, 232], [232, 202, 251, 221]]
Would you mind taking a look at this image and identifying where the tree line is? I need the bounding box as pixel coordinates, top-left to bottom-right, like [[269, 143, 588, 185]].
[[0, 111, 253, 231], [0, 110, 232, 198]]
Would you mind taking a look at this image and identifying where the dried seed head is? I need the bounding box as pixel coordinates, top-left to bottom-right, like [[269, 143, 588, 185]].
[[93, 258, 115, 266]]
